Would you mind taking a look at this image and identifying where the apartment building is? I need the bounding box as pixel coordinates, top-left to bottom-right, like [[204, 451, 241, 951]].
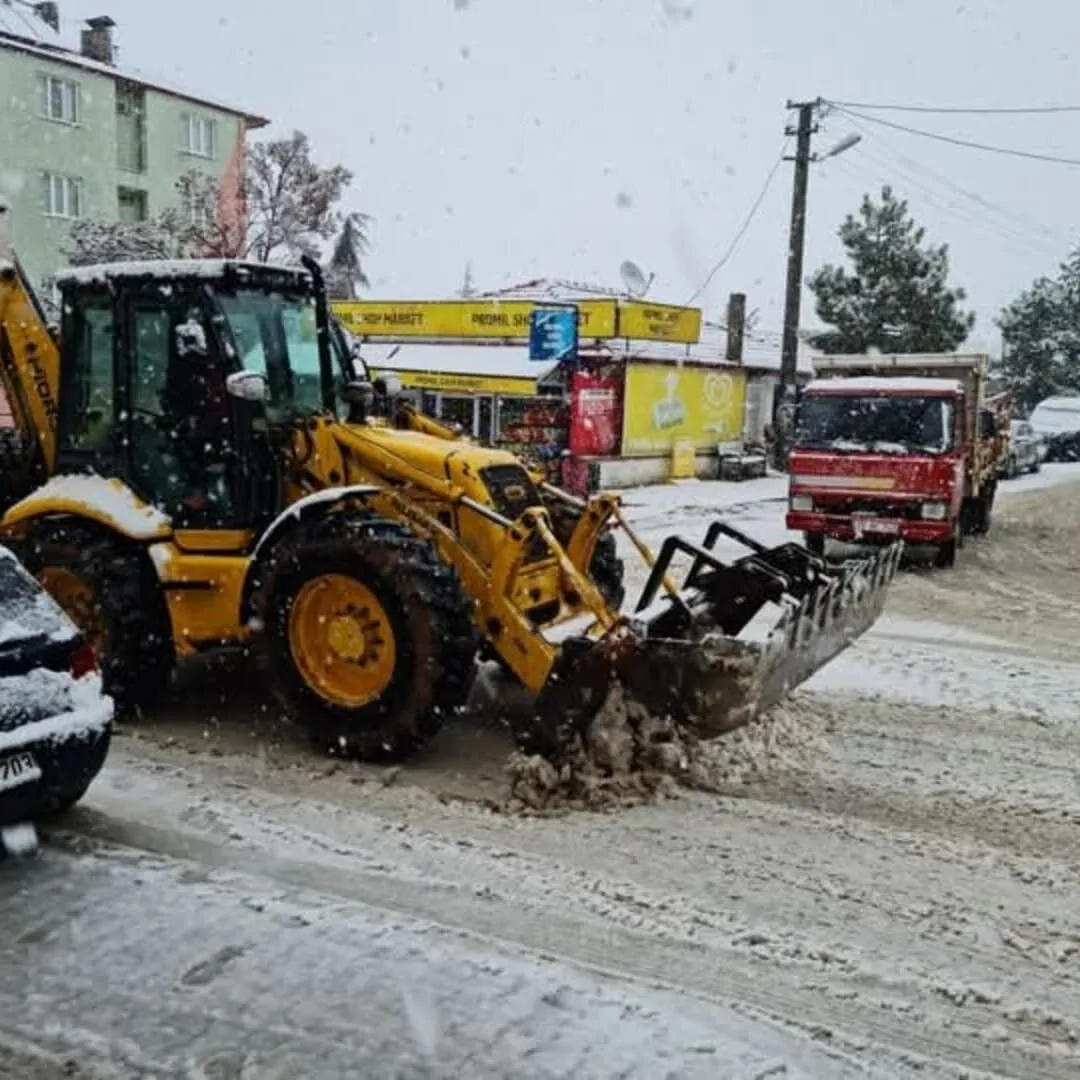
[[0, 2, 268, 283]]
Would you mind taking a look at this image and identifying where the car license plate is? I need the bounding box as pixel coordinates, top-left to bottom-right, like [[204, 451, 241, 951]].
[[0, 751, 42, 793], [852, 515, 900, 536]]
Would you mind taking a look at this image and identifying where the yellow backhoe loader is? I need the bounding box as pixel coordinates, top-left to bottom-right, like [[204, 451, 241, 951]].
[[0, 200, 901, 764]]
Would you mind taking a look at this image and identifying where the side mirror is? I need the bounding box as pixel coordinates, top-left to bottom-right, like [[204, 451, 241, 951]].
[[375, 373, 403, 397], [341, 379, 375, 409], [978, 410, 999, 439], [225, 371, 269, 404]]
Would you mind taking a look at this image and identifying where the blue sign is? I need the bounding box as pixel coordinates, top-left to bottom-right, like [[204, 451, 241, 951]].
[[529, 305, 579, 363]]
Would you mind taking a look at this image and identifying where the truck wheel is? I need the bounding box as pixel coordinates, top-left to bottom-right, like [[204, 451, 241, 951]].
[[18, 522, 175, 713], [255, 515, 480, 762], [1031, 457, 1041, 474], [803, 532, 826, 558], [934, 522, 962, 568]]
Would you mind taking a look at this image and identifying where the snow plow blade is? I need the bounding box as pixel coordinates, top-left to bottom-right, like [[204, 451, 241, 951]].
[[528, 525, 903, 759]]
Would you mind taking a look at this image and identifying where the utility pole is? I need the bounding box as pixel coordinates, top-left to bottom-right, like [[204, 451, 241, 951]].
[[774, 98, 820, 470]]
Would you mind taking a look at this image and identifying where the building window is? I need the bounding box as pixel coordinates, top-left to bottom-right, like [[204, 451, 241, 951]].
[[180, 113, 217, 158], [116, 83, 147, 173], [36, 72, 80, 125], [182, 187, 215, 230], [118, 187, 148, 224], [42, 173, 84, 218]]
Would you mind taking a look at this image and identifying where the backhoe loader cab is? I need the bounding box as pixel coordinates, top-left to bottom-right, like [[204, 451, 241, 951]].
[[1, 249, 903, 769]]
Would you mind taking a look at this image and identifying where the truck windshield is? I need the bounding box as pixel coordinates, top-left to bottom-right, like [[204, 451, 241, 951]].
[[218, 287, 344, 417], [795, 394, 955, 455]]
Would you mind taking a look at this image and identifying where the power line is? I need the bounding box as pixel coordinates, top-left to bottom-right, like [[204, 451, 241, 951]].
[[826, 98, 1080, 116], [835, 115, 1067, 251], [829, 151, 1059, 260], [833, 106, 1080, 167], [684, 149, 786, 306]]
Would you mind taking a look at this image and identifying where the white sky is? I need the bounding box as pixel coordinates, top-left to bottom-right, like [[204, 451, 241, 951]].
[[50, 0, 1080, 351]]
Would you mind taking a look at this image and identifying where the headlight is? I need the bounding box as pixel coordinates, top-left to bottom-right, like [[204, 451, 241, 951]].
[[790, 495, 813, 512], [921, 502, 948, 520]]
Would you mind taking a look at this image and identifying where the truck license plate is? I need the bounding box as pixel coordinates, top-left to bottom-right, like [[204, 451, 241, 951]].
[[0, 751, 42, 793], [853, 515, 900, 536]]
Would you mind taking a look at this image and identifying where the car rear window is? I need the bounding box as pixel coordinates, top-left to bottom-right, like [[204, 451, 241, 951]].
[[0, 550, 77, 648]]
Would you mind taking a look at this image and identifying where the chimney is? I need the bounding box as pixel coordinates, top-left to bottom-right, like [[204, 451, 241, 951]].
[[80, 15, 116, 65], [33, 2, 60, 32]]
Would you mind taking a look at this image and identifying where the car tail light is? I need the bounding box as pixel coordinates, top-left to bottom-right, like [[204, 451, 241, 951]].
[[69, 643, 98, 680]]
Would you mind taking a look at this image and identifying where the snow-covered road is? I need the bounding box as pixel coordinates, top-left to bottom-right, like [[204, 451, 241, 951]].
[[1, 842, 873, 1080], [6, 464, 1080, 1078]]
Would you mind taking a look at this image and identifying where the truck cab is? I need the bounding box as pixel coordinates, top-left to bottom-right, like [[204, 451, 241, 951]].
[[786, 354, 1009, 568]]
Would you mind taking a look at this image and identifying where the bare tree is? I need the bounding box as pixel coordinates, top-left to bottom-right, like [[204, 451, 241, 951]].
[[61, 133, 367, 275], [245, 131, 353, 262], [63, 212, 188, 266]]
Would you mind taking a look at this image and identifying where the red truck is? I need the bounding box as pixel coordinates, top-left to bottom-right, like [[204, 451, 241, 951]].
[[786, 354, 1011, 567]]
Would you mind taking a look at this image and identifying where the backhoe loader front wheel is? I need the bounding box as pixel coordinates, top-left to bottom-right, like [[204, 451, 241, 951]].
[[18, 523, 175, 713], [256, 516, 479, 762]]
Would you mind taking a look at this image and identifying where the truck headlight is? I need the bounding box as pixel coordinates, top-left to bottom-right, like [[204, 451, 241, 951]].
[[790, 495, 813, 512], [921, 502, 948, 520]]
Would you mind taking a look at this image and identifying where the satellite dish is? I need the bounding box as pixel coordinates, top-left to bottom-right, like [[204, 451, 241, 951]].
[[619, 260, 652, 298]]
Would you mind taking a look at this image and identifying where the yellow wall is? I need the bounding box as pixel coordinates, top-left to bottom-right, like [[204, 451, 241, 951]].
[[622, 363, 746, 457]]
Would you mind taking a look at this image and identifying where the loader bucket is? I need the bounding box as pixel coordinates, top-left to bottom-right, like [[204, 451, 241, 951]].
[[527, 524, 903, 760]]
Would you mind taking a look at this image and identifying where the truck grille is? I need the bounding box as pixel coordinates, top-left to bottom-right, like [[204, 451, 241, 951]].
[[822, 496, 924, 521]]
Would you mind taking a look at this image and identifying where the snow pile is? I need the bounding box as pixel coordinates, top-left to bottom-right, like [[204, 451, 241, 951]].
[[503, 683, 826, 815], [0, 668, 112, 753], [19, 474, 170, 538], [1, 822, 37, 856]]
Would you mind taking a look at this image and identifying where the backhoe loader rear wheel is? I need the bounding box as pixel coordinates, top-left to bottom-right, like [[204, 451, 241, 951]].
[[18, 522, 175, 713], [590, 531, 627, 612], [548, 504, 627, 611], [256, 515, 479, 762]]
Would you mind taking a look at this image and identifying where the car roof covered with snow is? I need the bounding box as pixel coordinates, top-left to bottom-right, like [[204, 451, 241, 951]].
[[1029, 395, 1080, 434], [804, 376, 964, 395], [54, 259, 314, 290]]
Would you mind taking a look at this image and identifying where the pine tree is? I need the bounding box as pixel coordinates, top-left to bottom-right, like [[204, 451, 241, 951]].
[[808, 185, 975, 354], [325, 213, 372, 300], [458, 262, 476, 298], [998, 251, 1080, 412]]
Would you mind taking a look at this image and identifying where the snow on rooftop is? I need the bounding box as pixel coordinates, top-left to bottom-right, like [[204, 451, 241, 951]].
[[55, 258, 308, 285], [0, 1, 62, 46], [806, 376, 964, 394], [364, 343, 557, 383], [0, 15, 268, 126], [478, 280, 814, 374]]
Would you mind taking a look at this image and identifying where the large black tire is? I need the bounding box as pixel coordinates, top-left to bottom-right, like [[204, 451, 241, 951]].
[[16, 522, 175, 713], [252, 513, 480, 762], [0, 428, 39, 514], [590, 530, 626, 611], [548, 503, 627, 610], [934, 520, 962, 568], [976, 482, 996, 536]]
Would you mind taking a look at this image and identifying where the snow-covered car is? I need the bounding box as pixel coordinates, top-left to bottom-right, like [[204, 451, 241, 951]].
[[0, 546, 112, 833], [1000, 419, 1042, 478], [1028, 394, 1080, 462]]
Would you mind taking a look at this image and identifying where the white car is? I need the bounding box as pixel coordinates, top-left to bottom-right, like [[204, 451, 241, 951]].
[[1000, 419, 1042, 478], [1028, 395, 1080, 462]]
